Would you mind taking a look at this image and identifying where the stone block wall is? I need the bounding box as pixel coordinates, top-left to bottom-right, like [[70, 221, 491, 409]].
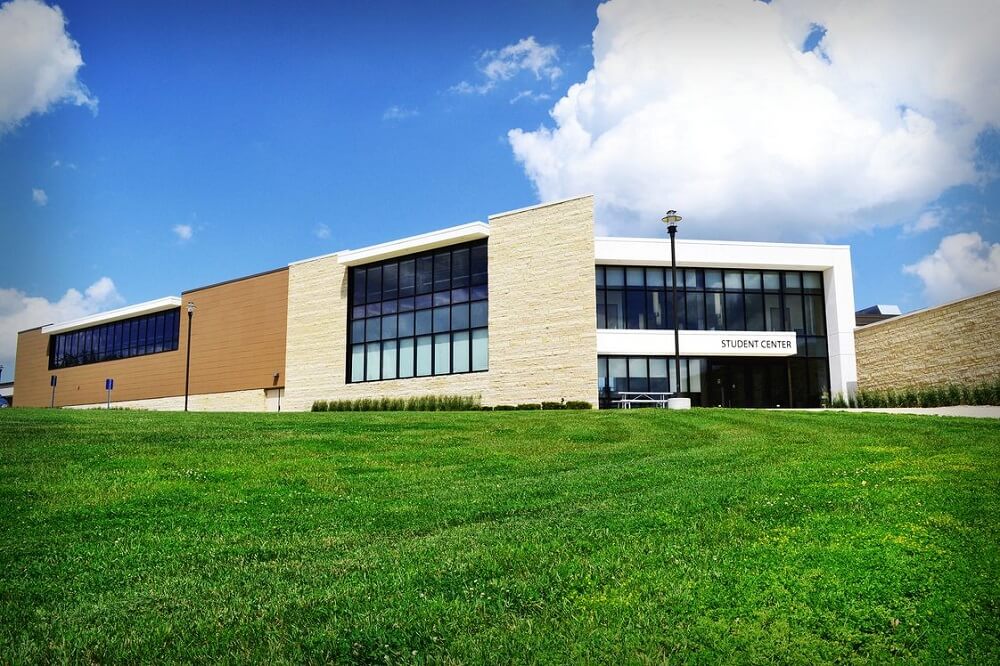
[[855, 289, 1000, 390]]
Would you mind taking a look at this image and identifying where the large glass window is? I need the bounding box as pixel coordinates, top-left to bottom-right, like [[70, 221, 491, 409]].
[[348, 240, 488, 382], [49, 308, 181, 370]]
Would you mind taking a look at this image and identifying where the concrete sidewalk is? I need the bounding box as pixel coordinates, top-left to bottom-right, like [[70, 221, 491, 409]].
[[799, 406, 1000, 419]]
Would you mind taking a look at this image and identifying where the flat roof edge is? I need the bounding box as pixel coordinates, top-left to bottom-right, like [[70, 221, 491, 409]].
[[595, 236, 851, 250], [855, 287, 1000, 331], [183, 265, 288, 295], [40, 296, 183, 335], [488, 194, 593, 219]]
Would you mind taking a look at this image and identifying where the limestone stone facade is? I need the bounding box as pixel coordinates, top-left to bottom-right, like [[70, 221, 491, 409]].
[[282, 195, 598, 410], [66, 388, 271, 412], [855, 288, 1000, 390]]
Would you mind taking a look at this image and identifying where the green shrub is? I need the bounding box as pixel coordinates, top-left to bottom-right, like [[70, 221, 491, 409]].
[[849, 377, 1000, 408], [541, 401, 564, 410], [517, 403, 541, 410], [493, 405, 516, 411], [564, 401, 593, 410], [311, 394, 481, 412], [311, 400, 328, 412], [479, 406, 494, 411]]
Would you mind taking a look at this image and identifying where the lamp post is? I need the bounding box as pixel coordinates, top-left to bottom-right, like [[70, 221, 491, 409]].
[[0, 364, 4, 383], [662, 211, 690, 410], [184, 301, 195, 412]]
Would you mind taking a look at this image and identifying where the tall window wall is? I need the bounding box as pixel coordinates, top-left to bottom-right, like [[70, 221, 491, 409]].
[[49, 308, 181, 370], [348, 241, 488, 383]]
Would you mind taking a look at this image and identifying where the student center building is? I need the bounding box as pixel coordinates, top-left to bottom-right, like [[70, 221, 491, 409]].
[[15, 196, 857, 410]]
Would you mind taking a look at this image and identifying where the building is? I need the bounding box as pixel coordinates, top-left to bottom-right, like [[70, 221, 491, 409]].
[[855, 288, 1000, 392], [855, 304, 902, 327], [0, 381, 12, 407], [14, 196, 858, 410]]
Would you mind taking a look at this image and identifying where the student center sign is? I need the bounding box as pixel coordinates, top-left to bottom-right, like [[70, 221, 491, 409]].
[[15, 196, 858, 410]]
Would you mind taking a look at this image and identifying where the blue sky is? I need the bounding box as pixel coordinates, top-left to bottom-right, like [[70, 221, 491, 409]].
[[1, 0, 998, 379]]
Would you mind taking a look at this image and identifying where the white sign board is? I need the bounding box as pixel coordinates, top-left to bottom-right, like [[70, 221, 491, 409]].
[[596, 329, 798, 357]]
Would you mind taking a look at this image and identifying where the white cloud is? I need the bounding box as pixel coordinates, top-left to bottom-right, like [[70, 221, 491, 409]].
[[904, 232, 1000, 304], [903, 210, 943, 235], [452, 36, 561, 95], [382, 105, 418, 121], [509, 0, 999, 239], [314, 223, 331, 240], [510, 90, 551, 105], [172, 224, 193, 241], [0, 0, 97, 134], [31, 187, 46, 206], [0, 277, 124, 379]]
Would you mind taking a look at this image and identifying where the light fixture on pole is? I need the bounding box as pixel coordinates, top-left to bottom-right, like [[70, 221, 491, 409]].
[[662, 210, 691, 410], [184, 301, 196, 412]]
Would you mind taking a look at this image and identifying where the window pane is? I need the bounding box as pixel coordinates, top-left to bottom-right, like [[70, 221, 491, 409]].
[[352, 305, 366, 319], [353, 269, 366, 304], [605, 267, 625, 287], [434, 252, 451, 292], [366, 302, 381, 317], [381, 299, 398, 314], [415, 310, 432, 335], [608, 357, 627, 394], [595, 267, 605, 287], [452, 331, 470, 373], [626, 290, 645, 328], [366, 318, 380, 342], [705, 270, 723, 290], [765, 294, 782, 331], [626, 267, 644, 287], [433, 290, 451, 306], [399, 338, 415, 377], [415, 293, 432, 310], [763, 271, 781, 290], [366, 266, 382, 302], [416, 336, 432, 376], [784, 272, 802, 290], [399, 259, 416, 297], [706, 292, 724, 330], [451, 287, 469, 303], [605, 290, 624, 329], [725, 293, 745, 330], [471, 301, 488, 328], [351, 320, 364, 343], [434, 333, 450, 375], [451, 303, 470, 330], [472, 328, 488, 371], [689, 359, 704, 393], [137, 319, 147, 355], [724, 271, 743, 290], [452, 248, 470, 288], [743, 271, 762, 290], [686, 269, 703, 289], [803, 272, 822, 291], [628, 357, 648, 392], [649, 358, 668, 393], [382, 263, 398, 300], [351, 344, 364, 382], [745, 293, 765, 331], [686, 292, 705, 330], [398, 296, 415, 312], [433, 306, 450, 332], [646, 268, 664, 287], [471, 285, 488, 301], [382, 315, 397, 339], [784, 294, 805, 335], [365, 342, 380, 381], [804, 294, 826, 336], [470, 245, 488, 285], [416, 256, 433, 294], [647, 290, 666, 329], [398, 312, 414, 337], [807, 336, 828, 357], [382, 341, 397, 380]]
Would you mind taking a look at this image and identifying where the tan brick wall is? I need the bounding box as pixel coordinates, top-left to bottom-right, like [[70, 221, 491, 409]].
[[282, 196, 598, 410], [855, 289, 1000, 390], [65, 388, 269, 412], [486, 195, 597, 405]]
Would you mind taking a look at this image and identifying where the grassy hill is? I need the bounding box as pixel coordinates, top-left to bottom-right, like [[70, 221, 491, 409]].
[[1, 408, 997, 663]]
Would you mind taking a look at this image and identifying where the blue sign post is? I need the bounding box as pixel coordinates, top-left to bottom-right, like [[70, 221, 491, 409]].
[[49, 375, 57, 408], [105, 378, 114, 409]]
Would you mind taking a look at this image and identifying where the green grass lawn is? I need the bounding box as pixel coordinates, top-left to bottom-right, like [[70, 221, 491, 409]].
[[1, 408, 998, 663]]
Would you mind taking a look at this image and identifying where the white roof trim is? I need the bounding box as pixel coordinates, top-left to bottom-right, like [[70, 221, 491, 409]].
[[41, 296, 182, 335], [335, 222, 489, 266], [594, 236, 850, 250]]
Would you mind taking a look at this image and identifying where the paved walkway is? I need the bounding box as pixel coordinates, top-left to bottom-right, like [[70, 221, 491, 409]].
[[796, 406, 1000, 419]]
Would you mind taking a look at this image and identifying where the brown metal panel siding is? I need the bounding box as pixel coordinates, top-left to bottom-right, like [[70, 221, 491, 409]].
[[14, 328, 185, 407], [182, 268, 288, 396]]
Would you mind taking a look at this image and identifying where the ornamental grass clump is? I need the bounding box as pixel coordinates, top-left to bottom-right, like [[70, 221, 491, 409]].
[[311, 395, 480, 412]]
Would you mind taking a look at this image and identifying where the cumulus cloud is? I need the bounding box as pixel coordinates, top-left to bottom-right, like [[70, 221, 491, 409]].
[[382, 105, 418, 121], [509, 0, 999, 239], [904, 232, 1000, 304], [172, 224, 193, 241], [452, 36, 561, 95], [0, 0, 97, 134], [314, 223, 331, 240], [902, 210, 943, 235], [0, 277, 124, 379], [31, 187, 46, 206]]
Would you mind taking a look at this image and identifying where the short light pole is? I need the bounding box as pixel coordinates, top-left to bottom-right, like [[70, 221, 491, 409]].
[[184, 301, 196, 412], [662, 210, 690, 410], [0, 364, 4, 384]]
